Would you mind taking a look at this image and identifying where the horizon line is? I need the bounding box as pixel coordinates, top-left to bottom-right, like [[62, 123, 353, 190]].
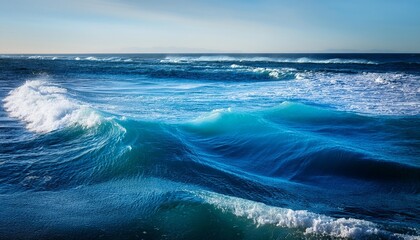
[[2, 52, 420, 55]]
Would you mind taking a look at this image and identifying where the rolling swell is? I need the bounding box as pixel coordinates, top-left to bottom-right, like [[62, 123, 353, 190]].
[[3, 81, 418, 192], [2, 75, 419, 239], [178, 103, 420, 191], [4, 179, 415, 240]]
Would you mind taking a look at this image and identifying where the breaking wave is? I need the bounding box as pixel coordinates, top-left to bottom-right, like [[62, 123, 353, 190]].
[[3, 80, 102, 133], [198, 191, 418, 239]]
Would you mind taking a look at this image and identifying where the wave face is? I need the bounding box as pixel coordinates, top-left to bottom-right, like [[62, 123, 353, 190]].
[[0, 54, 419, 239]]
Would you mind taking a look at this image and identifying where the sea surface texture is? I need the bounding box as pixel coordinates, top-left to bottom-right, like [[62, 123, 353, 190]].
[[0, 54, 419, 239]]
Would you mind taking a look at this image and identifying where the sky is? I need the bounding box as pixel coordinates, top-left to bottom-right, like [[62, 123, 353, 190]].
[[0, 0, 419, 53]]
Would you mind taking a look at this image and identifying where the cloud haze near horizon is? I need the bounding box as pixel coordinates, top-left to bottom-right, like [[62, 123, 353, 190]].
[[1, 0, 419, 53]]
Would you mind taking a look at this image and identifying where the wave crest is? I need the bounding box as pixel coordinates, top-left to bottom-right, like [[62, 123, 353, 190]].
[[198, 191, 417, 239], [3, 80, 101, 133]]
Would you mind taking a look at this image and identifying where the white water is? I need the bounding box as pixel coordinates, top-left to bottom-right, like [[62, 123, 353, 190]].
[[3, 80, 101, 133], [197, 191, 418, 239]]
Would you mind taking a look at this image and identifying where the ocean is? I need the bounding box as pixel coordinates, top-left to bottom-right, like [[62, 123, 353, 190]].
[[0, 54, 419, 239]]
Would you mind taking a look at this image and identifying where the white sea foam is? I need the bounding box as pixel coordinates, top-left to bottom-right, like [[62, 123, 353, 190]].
[[252, 67, 296, 79], [229, 64, 296, 79], [28, 56, 44, 60], [3, 55, 133, 62], [82, 56, 132, 62], [161, 56, 377, 64], [279, 71, 420, 115], [295, 57, 376, 64], [25, 56, 60, 61], [252, 67, 281, 78], [196, 191, 418, 239], [85, 56, 98, 61], [3, 80, 101, 133]]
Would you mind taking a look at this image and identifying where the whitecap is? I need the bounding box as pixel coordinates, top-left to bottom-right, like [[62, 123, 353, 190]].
[[230, 64, 242, 68], [3, 80, 101, 133], [85, 56, 98, 61], [241, 66, 296, 79], [28, 56, 43, 60], [196, 191, 417, 239]]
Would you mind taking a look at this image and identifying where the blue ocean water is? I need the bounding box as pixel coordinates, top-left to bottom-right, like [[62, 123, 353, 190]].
[[0, 54, 419, 239]]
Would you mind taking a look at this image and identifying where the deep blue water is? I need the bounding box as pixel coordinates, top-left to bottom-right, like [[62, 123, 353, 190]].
[[0, 54, 419, 239]]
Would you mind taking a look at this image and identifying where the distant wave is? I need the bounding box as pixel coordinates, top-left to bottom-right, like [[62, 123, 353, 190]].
[[70, 56, 133, 62], [3, 80, 102, 133], [229, 64, 297, 79], [295, 70, 414, 84], [0, 55, 133, 62], [78, 56, 133, 62], [160, 56, 377, 64]]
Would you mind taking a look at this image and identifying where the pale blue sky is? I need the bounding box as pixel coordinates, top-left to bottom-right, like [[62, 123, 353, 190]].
[[1, 0, 419, 53]]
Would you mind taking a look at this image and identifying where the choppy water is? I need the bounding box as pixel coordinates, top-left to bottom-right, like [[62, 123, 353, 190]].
[[0, 54, 419, 239]]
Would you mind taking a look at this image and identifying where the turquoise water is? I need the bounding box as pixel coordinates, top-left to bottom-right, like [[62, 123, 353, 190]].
[[0, 54, 419, 239]]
